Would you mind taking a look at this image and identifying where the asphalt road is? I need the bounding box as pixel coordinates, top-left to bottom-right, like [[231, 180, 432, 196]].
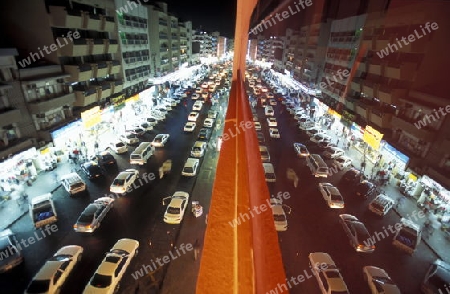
[[255, 95, 437, 294], [0, 92, 221, 294]]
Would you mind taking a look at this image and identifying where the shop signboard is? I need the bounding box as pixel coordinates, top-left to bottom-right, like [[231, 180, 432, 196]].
[[51, 120, 81, 147], [125, 94, 139, 104], [341, 110, 356, 127], [363, 125, 384, 150], [112, 94, 125, 111], [351, 122, 364, 137], [81, 106, 101, 130], [382, 142, 409, 165]]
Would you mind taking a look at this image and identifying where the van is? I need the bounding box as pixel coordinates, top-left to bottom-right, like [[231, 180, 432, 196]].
[[130, 142, 153, 165], [61, 173, 86, 195], [263, 163, 276, 182], [191, 141, 207, 158], [259, 145, 270, 162], [265, 106, 274, 116], [306, 154, 329, 178]]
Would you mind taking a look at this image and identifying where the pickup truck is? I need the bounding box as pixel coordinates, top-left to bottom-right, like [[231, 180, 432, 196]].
[[29, 193, 57, 229], [392, 218, 421, 255]]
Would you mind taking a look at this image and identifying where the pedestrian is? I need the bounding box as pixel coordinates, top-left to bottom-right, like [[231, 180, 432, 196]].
[[193, 239, 200, 261], [336, 139, 340, 146], [361, 161, 366, 172]]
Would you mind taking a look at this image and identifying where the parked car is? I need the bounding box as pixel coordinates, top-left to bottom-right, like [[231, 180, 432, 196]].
[[163, 191, 190, 224], [369, 194, 395, 216], [319, 183, 344, 208], [193, 101, 203, 111], [182, 158, 200, 177], [151, 134, 170, 147], [332, 155, 353, 170], [269, 128, 280, 138], [309, 252, 349, 294], [293, 143, 310, 157], [74, 197, 114, 233], [110, 169, 139, 194], [0, 229, 23, 273], [80, 161, 104, 180], [257, 132, 265, 143], [83, 239, 139, 293], [188, 111, 200, 122], [306, 128, 326, 138], [204, 118, 215, 128], [267, 117, 277, 127], [126, 127, 145, 137], [254, 121, 262, 130], [363, 266, 401, 294], [197, 128, 211, 141], [339, 214, 375, 253], [355, 180, 377, 199], [322, 147, 345, 159], [92, 151, 117, 169], [270, 198, 289, 231], [184, 121, 196, 132], [311, 133, 332, 144], [25, 245, 83, 294], [109, 141, 128, 154], [119, 133, 139, 145], [340, 168, 362, 185], [421, 259, 450, 294]]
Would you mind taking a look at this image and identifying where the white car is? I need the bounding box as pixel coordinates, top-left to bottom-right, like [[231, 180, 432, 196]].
[[270, 198, 288, 232], [267, 92, 274, 99], [204, 118, 215, 128], [110, 169, 139, 194], [208, 110, 218, 119], [163, 191, 190, 224], [306, 127, 326, 138], [74, 197, 115, 233], [138, 122, 154, 132], [309, 252, 349, 294], [193, 101, 203, 111], [299, 121, 316, 130], [311, 133, 332, 144], [363, 266, 401, 294], [267, 117, 277, 127], [323, 147, 345, 159], [368, 194, 395, 216], [25, 245, 83, 294], [184, 121, 196, 132], [293, 143, 310, 157], [151, 133, 170, 147], [119, 133, 139, 145], [109, 141, 128, 154], [188, 111, 200, 122], [318, 183, 344, 208], [83, 239, 139, 294], [332, 155, 353, 169], [269, 99, 277, 106], [191, 93, 200, 100], [195, 87, 202, 94], [254, 121, 262, 131], [182, 158, 200, 176], [269, 128, 280, 139]]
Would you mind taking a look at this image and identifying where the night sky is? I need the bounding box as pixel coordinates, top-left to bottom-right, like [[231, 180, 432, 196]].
[[145, 0, 237, 38]]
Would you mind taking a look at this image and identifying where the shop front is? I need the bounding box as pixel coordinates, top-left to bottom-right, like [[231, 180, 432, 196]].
[[0, 147, 38, 193], [51, 120, 83, 152], [417, 176, 450, 231]]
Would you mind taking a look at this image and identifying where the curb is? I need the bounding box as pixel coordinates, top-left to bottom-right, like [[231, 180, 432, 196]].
[[2, 184, 62, 231]]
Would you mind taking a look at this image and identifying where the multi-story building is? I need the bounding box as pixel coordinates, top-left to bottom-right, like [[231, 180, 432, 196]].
[[148, 2, 172, 76], [256, 36, 283, 63], [247, 39, 258, 61], [116, 0, 151, 97], [179, 21, 192, 66]]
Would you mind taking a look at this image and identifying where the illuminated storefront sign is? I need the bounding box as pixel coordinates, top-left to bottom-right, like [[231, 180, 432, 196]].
[[112, 94, 125, 110], [341, 110, 355, 127], [125, 94, 139, 104], [363, 126, 383, 150], [81, 106, 101, 129]]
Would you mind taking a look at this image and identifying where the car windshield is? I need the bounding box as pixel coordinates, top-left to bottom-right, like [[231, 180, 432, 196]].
[[330, 194, 342, 201], [371, 202, 384, 211], [112, 179, 125, 186], [154, 138, 162, 142], [184, 167, 193, 173], [167, 207, 181, 214], [373, 276, 395, 284], [273, 214, 286, 222], [78, 212, 95, 224], [90, 273, 112, 288], [26, 280, 50, 293], [115, 142, 125, 147], [72, 182, 85, 188]]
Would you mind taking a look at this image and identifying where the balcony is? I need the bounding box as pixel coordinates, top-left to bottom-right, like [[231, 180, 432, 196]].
[[74, 88, 98, 107], [58, 38, 89, 56], [96, 83, 112, 99], [108, 60, 121, 75], [110, 80, 124, 94], [95, 61, 109, 78], [84, 13, 102, 30], [49, 6, 84, 29], [160, 34, 168, 40], [103, 39, 119, 54], [0, 108, 21, 127], [63, 64, 92, 82], [368, 63, 382, 75], [385, 62, 416, 80], [356, 102, 371, 120], [351, 81, 361, 92], [374, 39, 390, 51], [28, 93, 75, 114], [101, 16, 115, 31], [159, 19, 168, 26], [370, 111, 392, 129], [88, 39, 105, 55], [391, 115, 437, 141], [377, 87, 407, 105], [345, 99, 357, 111], [361, 39, 373, 50], [362, 82, 378, 98]]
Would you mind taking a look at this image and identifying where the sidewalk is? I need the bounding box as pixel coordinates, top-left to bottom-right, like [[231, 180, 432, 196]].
[[0, 161, 73, 231], [328, 131, 450, 263]]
